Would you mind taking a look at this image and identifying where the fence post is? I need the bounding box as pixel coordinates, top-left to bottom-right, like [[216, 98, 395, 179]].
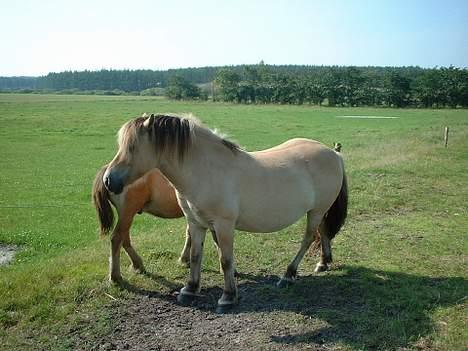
[[444, 127, 449, 148]]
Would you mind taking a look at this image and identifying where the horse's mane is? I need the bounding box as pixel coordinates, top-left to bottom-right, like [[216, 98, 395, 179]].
[[119, 113, 240, 161]]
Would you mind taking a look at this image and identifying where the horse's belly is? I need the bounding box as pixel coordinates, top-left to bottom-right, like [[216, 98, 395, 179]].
[[235, 191, 314, 233], [235, 212, 305, 233]]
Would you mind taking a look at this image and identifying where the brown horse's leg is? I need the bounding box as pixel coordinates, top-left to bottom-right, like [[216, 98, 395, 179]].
[[119, 215, 145, 274], [109, 224, 123, 283], [213, 221, 237, 311], [314, 221, 332, 273], [122, 230, 145, 274], [178, 226, 191, 267], [119, 185, 149, 274], [278, 211, 323, 287]]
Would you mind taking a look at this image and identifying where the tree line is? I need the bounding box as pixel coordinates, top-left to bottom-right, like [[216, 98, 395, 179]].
[[214, 64, 468, 108], [1, 64, 467, 107]]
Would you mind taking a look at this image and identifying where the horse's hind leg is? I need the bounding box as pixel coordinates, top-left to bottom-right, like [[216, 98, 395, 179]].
[[122, 229, 145, 274], [278, 211, 323, 287], [178, 226, 191, 267], [314, 221, 332, 273], [117, 209, 144, 274], [110, 225, 123, 283]]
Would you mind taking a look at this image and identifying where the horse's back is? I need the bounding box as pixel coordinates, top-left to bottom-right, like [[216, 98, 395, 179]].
[[251, 138, 342, 179]]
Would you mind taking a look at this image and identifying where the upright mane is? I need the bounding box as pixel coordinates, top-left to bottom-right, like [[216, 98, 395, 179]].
[[118, 113, 240, 161], [149, 114, 193, 161]]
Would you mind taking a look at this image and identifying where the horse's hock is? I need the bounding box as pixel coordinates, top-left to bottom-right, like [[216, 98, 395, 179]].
[[0, 244, 17, 266]]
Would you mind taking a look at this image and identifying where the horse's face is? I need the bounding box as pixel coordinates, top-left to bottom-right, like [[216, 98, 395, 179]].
[[103, 117, 156, 194]]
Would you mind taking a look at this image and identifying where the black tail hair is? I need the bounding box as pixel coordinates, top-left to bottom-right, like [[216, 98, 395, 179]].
[[92, 165, 114, 236], [323, 172, 348, 240]]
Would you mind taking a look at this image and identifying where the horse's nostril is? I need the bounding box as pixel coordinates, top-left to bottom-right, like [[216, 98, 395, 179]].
[[104, 175, 110, 188]]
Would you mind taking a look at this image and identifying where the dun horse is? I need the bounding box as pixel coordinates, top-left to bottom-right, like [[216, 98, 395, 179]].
[[103, 114, 348, 312], [92, 166, 191, 283]]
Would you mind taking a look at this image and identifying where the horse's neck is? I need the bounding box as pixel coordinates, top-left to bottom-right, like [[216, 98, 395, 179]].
[[158, 130, 232, 194]]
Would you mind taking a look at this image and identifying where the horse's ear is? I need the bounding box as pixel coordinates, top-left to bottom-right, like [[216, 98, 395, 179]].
[[144, 114, 155, 129]]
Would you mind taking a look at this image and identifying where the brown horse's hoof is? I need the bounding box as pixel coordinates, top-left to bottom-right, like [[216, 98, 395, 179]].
[[109, 275, 123, 285], [132, 265, 146, 274], [314, 263, 329, 273]]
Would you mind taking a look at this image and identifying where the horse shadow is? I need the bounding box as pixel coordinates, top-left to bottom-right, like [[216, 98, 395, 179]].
[[119, 265, 467, 349]]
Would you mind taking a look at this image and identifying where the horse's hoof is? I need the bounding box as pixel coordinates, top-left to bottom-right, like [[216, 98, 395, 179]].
[[132, 266, 146, 274], [277, 278, 294, 288], [109, 276, 123, 285], [176, 293, 197, 306], [216, 303, 236, 314], [314, 263, 328, 273]]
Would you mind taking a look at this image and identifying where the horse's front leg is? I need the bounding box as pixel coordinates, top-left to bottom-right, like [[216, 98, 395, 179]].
[[177, 222, 206, 304], [178, 226, 191, 267], [213, 220, 237, 313]]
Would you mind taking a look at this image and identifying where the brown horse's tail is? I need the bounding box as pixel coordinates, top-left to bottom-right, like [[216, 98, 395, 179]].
[[92, 165, 114, 237], [324, 171, 348, 240]]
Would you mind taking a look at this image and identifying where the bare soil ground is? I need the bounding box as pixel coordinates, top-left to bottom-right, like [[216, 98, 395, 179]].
[[0, 245, 17, 266], [68, 275, 345, 351], [65, 266, 464, 351]]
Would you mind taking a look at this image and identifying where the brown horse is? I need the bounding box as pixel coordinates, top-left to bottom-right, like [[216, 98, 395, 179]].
[[92, 166, 191, 283], [104, 114, 348, 312]]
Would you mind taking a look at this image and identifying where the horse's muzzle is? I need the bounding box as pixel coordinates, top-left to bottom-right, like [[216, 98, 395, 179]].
[[103, 171, 124, 194]]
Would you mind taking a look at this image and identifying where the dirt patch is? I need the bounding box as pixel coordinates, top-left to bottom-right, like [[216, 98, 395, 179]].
[[0, 245, 17, 266], [68, 275, 341, 351], [65, 267, 463, 350]]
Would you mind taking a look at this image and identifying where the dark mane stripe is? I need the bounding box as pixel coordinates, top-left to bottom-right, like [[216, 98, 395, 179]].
[[148, 114, 192, 161], [222, 138, 240, 153], [138, 114, 239, 160]]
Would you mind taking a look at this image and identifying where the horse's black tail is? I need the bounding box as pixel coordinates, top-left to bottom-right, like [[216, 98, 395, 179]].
[[92, 165, 114, 237], [323, 171, 348, 240]]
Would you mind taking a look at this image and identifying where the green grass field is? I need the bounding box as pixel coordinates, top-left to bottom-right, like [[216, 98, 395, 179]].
[[0, 94, 467, 350]]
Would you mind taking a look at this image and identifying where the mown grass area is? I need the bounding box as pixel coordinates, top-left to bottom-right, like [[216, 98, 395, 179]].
[[0, 94, 467, 350]]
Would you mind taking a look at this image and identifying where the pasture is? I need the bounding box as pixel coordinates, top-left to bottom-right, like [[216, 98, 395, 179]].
[[0, 94, 467, 350]]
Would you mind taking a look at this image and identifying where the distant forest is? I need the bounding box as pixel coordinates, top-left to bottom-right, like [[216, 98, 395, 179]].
[[1, 64, 467, 107]]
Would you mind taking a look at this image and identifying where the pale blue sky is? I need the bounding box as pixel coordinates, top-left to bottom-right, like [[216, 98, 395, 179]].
[[1, 0, 467, 76]]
